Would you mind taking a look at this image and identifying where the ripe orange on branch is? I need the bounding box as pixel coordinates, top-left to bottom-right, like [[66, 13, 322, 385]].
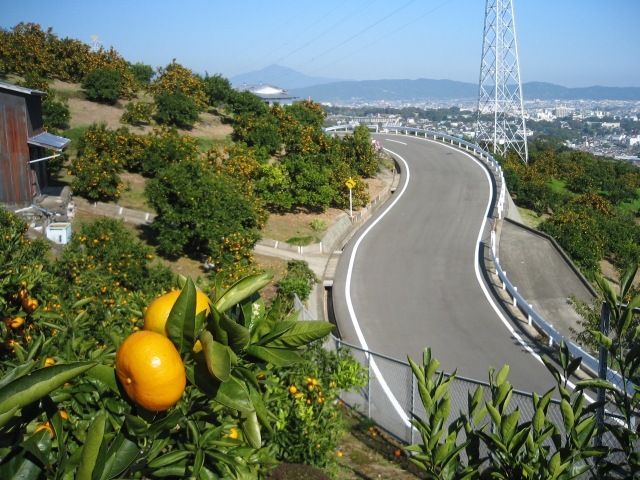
[[115, 330, 186, 411], [143, 289, 210, 336]]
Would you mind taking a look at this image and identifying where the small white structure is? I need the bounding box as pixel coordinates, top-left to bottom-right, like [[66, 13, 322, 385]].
[[46, 222, 72, 245], [234, 84, 298, 106]]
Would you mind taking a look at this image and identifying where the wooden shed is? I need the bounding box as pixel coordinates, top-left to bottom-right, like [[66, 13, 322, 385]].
[[0, 81, 70, 206]]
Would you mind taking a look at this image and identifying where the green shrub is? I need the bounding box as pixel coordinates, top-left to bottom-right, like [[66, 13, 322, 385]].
[[145, 159, 262, 269], [81, 67, 123, 103], [154, 91, 200, 128], [277, 260, 319, 303], [204, 72, 234, 106], [269, 341, 368, 470], [128, 62, 154, 85], [310, 218, 327, 232], [120, 101, 154, 125]]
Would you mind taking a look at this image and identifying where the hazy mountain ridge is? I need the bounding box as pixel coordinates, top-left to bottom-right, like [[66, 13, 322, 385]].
[[230, 65, 640, 101], [290, 79, 640, 102], [229, 64, 345, 90]]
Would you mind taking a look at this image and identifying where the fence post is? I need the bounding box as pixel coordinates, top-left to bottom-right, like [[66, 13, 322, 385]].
[[410, 372, 415, 445], [367, 351, 371, 418], [595, 302, 610, 447]]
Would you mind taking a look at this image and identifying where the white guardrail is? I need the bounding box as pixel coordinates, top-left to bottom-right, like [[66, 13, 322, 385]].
[[327, 124, 631, 395]]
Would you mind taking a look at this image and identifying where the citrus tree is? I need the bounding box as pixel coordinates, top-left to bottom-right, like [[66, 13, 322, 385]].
[[0, 268, 336, 479]]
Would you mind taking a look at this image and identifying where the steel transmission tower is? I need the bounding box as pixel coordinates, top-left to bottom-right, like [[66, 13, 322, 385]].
[[476, 0, 528, 162]]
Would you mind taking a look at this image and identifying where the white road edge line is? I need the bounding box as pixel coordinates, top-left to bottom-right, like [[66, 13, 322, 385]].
[[384, 139, 407, 145], [345, 147, 412, 427], [404, 134, 595, 403]]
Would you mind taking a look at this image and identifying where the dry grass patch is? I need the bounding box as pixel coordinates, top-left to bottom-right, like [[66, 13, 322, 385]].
[[262, 208, 343, 243]]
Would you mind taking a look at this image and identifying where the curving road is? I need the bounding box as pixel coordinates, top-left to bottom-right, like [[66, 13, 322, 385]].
[[332, 134, 556, 394]]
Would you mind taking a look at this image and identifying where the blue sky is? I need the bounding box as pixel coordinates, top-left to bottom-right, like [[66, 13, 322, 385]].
[[2, 0, 639, 87]]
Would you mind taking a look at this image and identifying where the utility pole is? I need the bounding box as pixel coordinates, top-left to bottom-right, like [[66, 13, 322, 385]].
[[476, 0, 529, 163]]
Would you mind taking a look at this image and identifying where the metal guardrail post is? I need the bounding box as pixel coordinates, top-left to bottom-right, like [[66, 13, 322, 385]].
[[595, 302, 610, 447]]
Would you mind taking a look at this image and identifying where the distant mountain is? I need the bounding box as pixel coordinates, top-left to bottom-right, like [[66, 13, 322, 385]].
[[290, 78, 477, 102], [229, 64, 345, 91], [290, 79, 640, 102], [522, 82, 640, 101]]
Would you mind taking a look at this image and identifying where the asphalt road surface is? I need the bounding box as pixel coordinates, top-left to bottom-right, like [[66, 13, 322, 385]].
[[332, 134, 557, 395]]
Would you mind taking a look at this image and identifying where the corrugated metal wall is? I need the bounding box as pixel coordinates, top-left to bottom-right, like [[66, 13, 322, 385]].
[[0, 91, 32, 206]]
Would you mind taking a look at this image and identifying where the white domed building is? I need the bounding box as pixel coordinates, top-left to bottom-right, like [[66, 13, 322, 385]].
[[234, 84, 299, 106]]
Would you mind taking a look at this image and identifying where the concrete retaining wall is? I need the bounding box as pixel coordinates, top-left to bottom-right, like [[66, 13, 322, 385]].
[[74, 198, 156, 224]]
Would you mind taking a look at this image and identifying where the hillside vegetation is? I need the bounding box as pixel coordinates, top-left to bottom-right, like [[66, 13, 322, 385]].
[[3, 21, 640, 480]]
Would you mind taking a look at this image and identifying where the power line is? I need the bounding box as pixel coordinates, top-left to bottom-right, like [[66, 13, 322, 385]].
[[304, 0, 455, 78], [266, 0, 420, 86], [217, 0, 322, 67], [227, 0, 351, 78]]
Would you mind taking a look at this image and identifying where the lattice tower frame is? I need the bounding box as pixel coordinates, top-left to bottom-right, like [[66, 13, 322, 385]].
[[476, 0, 528, 163]]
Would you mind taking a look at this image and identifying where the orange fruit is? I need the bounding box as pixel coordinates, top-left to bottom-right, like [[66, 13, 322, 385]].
[[394, 449, 402, 457], [9, 317, 24, 329], [229, 427, 239, 439], [35, 422, 54, 439], [22, 298, 38, 313], [17, 289, 28, 300], [59, 411, 68, 420], [143, 289, 210, 337], [115, 331, 186, 412], [289, 385, 297, 394], [44, 358, 55, 367]]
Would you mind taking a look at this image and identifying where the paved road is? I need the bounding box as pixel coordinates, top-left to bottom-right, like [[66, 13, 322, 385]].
[[332, 134, 556, 394]]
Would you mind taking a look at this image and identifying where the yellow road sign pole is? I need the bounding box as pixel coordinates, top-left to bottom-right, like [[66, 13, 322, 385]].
[[345, 178, 355, 219]]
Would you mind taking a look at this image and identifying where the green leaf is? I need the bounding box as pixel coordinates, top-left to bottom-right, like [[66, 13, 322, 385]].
[[148, 410, 183, 436], [152, 464, 188, 477], [218, 313, 251, 352], [72, 297, 94, 310], [575, 378, 617, 392], [148, 450, 192, 468], [560, 340, 569, 370], [76, 413, 107, 480], [0, 445, 43, 480], [265, 321, 334, 348], [20, 429, 52, 468], [0, 405, 19, 429], [86, 364, 121, 395], [561, 398, 574, 431], [213, 273, 273, 313], [166, 276, 197, 355], [199, 331, 231, 382], [215, 376, 254, 413], [496, 365, 509, 387], [566, 356, 583, 377], [595, 273, 619, 317], [246, 345, 302, 367], [255, 320, 297, 346], [248, 385, 273, 435], [620, 293, 640, 338], [620, 264, 638, 299], [533, 408, 545, 433], [0, 361, 97, 414], [0, 361, 37, 389], [588, 329, 614, 353], [500, 409, 520, 445], [104, 430, 139, 479], [486, 403, 501, 427], [542, 357, 561, 385], [241, 410, 261, 449], [124, 414, 148, 437]]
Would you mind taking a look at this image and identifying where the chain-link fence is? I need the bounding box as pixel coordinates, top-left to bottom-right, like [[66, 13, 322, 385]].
[[294, 288, 632, 471]]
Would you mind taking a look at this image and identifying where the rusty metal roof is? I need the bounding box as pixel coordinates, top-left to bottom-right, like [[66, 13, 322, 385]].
[[28, 132, 71, 151], [0, 81, 47, 96]]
